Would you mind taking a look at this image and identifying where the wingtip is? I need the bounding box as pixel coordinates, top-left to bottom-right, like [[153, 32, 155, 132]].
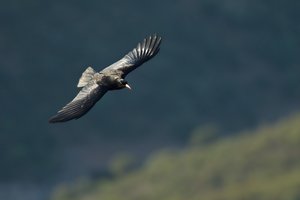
[[155, 33, 162, 40], [48, 119, 56, 124], [48, 116, 60, 123], [143, 34, 162, 55], [48, 114, 69, 123], [148, 34, 162, 41]]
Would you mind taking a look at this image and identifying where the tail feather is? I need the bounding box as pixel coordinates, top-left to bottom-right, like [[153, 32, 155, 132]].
[[77, 66, 96, 88]]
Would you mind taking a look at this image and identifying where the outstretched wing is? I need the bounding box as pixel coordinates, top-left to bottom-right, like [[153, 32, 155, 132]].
[[102, 34, 162, 77], [49, 82, 107, 123]]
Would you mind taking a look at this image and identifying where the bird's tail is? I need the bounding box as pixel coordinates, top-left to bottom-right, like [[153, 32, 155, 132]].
[[77, 66, 96, 88]]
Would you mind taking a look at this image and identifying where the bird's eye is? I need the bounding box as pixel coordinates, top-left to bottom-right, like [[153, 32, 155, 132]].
[[121, 79, 127, 85]]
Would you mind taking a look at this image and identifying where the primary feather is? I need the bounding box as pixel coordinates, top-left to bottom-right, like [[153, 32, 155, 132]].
[[49, 82, 107, 123], [103, 34, 162, 77]]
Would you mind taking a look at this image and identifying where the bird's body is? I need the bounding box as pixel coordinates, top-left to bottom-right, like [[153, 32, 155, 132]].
[[49, 35, 162, 123]]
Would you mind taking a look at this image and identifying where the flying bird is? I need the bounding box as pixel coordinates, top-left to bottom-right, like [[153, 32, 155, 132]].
[[49, 35, 162, 123]]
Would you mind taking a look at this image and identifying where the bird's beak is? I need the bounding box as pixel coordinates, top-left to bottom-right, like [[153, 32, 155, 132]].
[[125, 84, 132, 90]]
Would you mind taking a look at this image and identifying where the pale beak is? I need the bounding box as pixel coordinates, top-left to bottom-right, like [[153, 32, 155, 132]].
[[125, 84, 132, 90]]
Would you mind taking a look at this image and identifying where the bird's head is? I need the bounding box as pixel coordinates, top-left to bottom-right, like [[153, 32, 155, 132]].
[[115, 78, 131, 90]]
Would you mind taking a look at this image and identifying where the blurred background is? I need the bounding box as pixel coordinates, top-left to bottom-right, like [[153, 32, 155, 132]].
[[1, 0, 300, 199]]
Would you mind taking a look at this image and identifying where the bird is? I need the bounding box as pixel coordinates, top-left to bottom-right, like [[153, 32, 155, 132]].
[[49, 34, 162, 123]]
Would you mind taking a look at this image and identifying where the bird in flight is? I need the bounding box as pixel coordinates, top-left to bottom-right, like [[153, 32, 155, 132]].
[[49, 34, 162, 123]]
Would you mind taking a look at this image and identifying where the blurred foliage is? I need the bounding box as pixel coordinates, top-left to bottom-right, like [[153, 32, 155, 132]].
[[189, 124, 221, 146], [109, 153, 136, 176], [52, 114, 300, 200], [1, 0, 300, 181]]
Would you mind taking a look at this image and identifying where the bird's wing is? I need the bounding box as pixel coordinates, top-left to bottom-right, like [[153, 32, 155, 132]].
[[49, 82, 107, 123], [102, 34, 162, 77]]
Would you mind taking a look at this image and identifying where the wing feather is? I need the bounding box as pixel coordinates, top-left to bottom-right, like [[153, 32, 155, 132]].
[[102, 34, 162, 77], [49, 82, 107, 123]]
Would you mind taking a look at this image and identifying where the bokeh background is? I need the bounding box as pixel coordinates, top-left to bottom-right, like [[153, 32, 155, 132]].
[[1, 0, 300, 199]]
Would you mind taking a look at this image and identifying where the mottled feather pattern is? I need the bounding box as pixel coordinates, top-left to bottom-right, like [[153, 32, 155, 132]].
[[77, 67, 96, 87]]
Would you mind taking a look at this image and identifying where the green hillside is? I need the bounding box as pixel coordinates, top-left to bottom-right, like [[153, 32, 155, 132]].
[[52, 114, 300, 200]]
